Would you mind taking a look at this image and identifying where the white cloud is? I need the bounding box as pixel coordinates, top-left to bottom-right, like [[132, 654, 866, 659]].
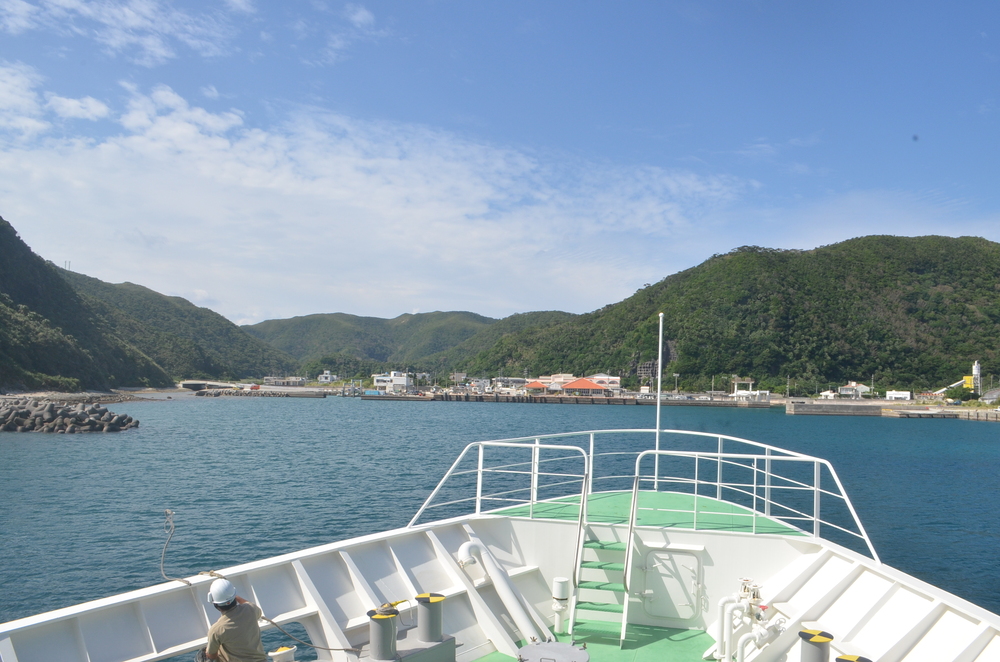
[[0, 81, 749, 322], [6, 78, 988, 325], [0, 61, 49, 135], [0, 62, 112, 133], [0, 0, 39, 33], [0, 0, 238, 66], [224, 0, 254, 13], [315, 3, 388, 64], [46, 94, 110, 119], [201, 85, 220, 99], [344, 3, 373, 29]]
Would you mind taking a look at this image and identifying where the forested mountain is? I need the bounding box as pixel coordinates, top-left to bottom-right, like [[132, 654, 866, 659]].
[[458, 236, 1000, 392], [3, 214, 994, 395], [296, 311, 577, 380], [244, 311, 499, 363], [0, 218, 171, 391], [59, 270, 297, 380]]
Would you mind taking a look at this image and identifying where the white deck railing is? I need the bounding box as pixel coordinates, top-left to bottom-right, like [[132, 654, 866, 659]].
[[408, 429, 880, 562]]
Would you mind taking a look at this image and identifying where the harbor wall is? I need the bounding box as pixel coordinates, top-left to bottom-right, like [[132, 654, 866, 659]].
[[431, 394, 770, 407]]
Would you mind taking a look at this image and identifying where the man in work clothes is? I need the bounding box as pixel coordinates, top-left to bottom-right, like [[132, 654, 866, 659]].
[[196, 578, 267, 662]]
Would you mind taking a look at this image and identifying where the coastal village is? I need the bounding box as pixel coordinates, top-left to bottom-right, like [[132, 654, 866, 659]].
[[234, 359, 1000, 409]]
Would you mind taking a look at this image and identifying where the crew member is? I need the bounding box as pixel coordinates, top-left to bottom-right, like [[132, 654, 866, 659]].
[[196, 578, 267, 662]]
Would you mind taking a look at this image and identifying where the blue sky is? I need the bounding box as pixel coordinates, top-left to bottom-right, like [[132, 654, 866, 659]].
[[2, 1, 999, 324]]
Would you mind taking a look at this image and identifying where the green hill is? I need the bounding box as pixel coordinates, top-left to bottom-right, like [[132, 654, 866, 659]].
[[459, 236, 1000, 392], [295, 310, 577, 380], [243, 311, 498, 364], [0, 218, 172, 391], [58, 270, 299, 381]]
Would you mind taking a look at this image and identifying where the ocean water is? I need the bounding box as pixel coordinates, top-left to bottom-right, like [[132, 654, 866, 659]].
[[1, 395, 998, 638]]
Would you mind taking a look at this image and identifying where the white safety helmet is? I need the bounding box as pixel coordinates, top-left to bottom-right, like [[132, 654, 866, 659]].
[[207, 578, 237, 606]]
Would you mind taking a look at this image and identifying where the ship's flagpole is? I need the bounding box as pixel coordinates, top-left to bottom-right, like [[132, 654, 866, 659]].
[[655, 312, 664, 491]]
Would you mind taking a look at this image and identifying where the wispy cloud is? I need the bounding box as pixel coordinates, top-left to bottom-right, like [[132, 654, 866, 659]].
[[315, 3, 389, 64], [0, 0, 241, 66], [6, 64, 985, 324], [46, 94, 110, 119], [0, 66, 749, 322], [0, 61, 49, 135]]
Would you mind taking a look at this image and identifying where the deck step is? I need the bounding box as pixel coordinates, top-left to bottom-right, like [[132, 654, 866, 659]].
[[572, 620, 621, 636], [578, 581, 625, 592], [580, 561, 625, 571], [576, 601, 624, 613], [583, 540, 626, 551]]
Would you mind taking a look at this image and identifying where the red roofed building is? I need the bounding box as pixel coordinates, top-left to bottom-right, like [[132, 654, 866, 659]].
[[524, 381, 548, 394], [560, 378, 611, 396]]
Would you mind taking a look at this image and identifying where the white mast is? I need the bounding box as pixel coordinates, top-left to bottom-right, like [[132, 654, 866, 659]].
[[655, 312, 664, 491]]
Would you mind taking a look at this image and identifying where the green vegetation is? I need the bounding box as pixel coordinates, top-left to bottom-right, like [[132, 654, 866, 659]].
[[59, 270, 298, 380], [284, 311, 577, 380], [457, 236, 1000, 393], [243, 311, 497, 363], [3, 212, 995, 396], [0, 218, 172, 391]]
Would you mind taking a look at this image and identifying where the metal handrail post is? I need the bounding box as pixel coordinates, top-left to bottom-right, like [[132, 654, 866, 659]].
[[588, 433, 595, 499], [409, 444, 474, 527], [476, 444, 484, 515], [623, 473, 642, 592], [813, 461, 821, 537], [764, 448, 772, 517], [822, 460, 881, 563], [693, 455, 699, 530], [530, 439, 540, 519], [752, 457, 758, 534], [716, 436, 723, 500]]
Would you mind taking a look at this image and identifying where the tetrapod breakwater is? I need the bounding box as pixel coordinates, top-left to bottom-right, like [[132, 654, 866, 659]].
[[0, 398, 139, 433]]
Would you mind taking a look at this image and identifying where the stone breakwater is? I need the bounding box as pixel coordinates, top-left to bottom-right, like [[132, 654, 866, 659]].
[[0, 399, 139, 433]]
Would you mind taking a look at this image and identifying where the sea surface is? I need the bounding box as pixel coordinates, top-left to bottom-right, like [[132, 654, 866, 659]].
[[2, 395, 999, 650]]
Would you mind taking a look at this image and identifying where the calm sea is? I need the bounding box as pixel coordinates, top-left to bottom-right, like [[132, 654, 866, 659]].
[[2, 395, 998, 647]]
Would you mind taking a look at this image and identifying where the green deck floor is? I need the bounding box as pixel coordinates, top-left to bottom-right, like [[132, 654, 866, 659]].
[[493, 491, 804, 536], [476, 624, 713, 662]]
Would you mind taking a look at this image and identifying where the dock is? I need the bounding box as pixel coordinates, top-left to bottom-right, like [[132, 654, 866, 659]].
[[358, 393, 771, 407]]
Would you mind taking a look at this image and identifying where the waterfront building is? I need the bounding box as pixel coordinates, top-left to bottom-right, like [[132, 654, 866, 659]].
[[372, 371, 412, 394], [317, 370, 337, 383], [264, 376, 307, 387], [886, 390, 911, 400], [585, 373, 622, 393], [560, 378, 611, 396], [838, 381, 871, 399]]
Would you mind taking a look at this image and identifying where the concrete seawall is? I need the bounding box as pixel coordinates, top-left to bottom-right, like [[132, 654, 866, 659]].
[[787, 400, 1000, 422]]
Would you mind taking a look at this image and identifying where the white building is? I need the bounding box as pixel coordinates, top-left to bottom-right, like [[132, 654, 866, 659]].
[[838, 381, 871, 399], [372, 371, 412, 394], [886, 390, 911, 401], [585, 373, 622, 392], [317, 370, 337, 383]]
